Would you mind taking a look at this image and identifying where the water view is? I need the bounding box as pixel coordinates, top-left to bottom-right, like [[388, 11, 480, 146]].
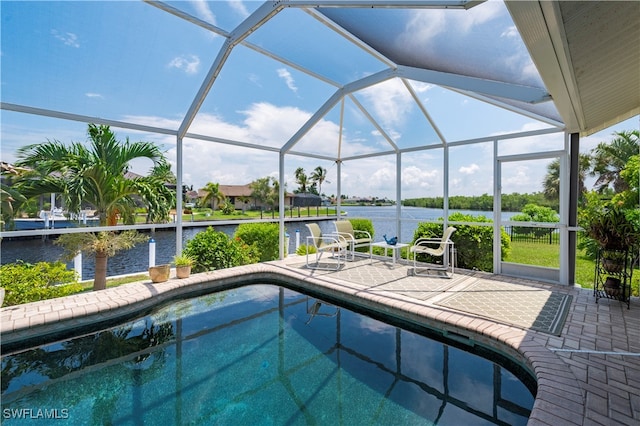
[[0, 206, 515, 280]]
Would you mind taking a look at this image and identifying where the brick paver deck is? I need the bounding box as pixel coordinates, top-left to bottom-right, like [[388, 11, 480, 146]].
[[1, 255, 638, 425]]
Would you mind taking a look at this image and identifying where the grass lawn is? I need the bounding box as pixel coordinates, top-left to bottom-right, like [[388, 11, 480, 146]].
[[505, 241, 639, 296], [184, 207, 339, 221], [127, 207, 340, 224]]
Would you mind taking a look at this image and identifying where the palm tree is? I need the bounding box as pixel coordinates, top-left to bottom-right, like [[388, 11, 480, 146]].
[[590, 130, 639, 194], [310, 166, 328, 196], [542, 154, 591, 203], [56, 231, 148, 291], [294, 167, 309, 193], [1, 163, 28, 230], [15, 123, 174, 290], [200, 182, 226, 210], [15, 124, 174, 226]]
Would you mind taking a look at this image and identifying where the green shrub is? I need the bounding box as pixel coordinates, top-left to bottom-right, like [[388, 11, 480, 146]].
[[347, 218, 374, 252], [220, 202, 235, 215], [234, 222, 280, 262], [296, 244, 317, 256], [412, 212, 510, 272], [511, 204, 559, 237], [183, 227, 259, 272], [0, 261, 82, 307]]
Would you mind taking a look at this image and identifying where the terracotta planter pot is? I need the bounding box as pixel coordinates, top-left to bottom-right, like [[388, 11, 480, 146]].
[[149, 264, 170, 283], [176, 265, 191, 279]]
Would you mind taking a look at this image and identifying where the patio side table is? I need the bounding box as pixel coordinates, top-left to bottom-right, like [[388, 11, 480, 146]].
[[371, 241, 409, 266]]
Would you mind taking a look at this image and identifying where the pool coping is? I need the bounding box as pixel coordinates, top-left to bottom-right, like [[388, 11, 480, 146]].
[[0, 260, 587, 425]]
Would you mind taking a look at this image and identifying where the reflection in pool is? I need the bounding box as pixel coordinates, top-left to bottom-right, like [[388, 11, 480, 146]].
[[1, 284, 535, 425]]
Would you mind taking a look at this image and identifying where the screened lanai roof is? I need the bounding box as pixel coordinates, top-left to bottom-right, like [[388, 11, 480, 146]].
[[1, 1, 638, 190]]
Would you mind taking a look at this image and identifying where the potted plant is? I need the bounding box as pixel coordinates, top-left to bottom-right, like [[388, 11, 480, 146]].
[[604, 276, 621, 297], [582, 204, 640, 273], [149, 264, 171, 283], [173, 254, 195, 279], [601, 250, 626, 273], [583, 206, 640, 250]]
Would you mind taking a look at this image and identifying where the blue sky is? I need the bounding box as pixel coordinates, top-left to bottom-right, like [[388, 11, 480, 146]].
[[1, 1, 638, 201]]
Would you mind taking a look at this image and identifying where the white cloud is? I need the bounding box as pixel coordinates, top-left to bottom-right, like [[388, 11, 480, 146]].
[[409, 81, 434, 94], [190, 0, 216, 25], [85, 93, 103, 99], [168, 55, 200, 74], [239, 102, 310, 145], [359, 79, 413, 128], [402, 2, 502, 46], [370, 167, 395, 189], [122, 103, 343, 191], [51, 30, 79, 48], [402, 10, 447, 45], [459, 163, 480, 175], [502, 165, 535, 192], [248, 73, 261, 87], [277, 68, 298, 93], [501, 25, 519, 39], [228, 0, 250, 19], [401, 165, 439, 189]]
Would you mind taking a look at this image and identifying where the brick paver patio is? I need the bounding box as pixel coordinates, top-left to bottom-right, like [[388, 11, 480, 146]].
[[1, 254, 638, 425]]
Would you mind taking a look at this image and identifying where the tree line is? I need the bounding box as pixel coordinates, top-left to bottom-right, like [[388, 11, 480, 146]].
[[404, 130, 639, 213], [403, 192, 555, 212]]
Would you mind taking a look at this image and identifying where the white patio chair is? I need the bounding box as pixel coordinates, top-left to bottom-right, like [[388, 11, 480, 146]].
[[334, 219, 372, 261], [305, 223, 348, 270], [410, 226, 457, 278]]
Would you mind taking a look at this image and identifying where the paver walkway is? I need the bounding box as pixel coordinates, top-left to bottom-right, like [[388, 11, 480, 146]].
[[1, 254, 638, 425]]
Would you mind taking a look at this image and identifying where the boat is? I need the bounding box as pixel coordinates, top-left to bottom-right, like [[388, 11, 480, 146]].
[[11, 209, 99, 230]]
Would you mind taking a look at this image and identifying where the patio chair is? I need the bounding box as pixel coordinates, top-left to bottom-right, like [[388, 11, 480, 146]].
[[410, 226, 456, 278], [334, 219, 373, 261], [305, 223, 348, 270]]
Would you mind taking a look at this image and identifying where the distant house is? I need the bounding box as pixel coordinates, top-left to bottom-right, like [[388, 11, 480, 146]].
[[197, 184, 294, 210], [218, 185, 255, 210]]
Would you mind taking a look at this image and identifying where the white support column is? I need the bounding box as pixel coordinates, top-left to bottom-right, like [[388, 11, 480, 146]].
[[176, 136, 183, 255], [558, 132, 570, 285], [396, 152, 402, 240], [74, 251, 82, 281], [443, 144, 449, 229], [336, 160, 342, 218], [493, 139, 502, 274], [279, 151, 286, 259], [149, 237, 156, 268]]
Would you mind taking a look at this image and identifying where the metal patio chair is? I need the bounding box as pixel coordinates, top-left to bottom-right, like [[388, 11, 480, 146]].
[[410, 226, 457, 278], [334, 219, 372, 261], [305, 223, 348, 270]]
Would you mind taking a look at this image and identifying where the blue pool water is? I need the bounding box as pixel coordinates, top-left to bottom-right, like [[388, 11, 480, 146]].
[[1, 284, 535, 425]]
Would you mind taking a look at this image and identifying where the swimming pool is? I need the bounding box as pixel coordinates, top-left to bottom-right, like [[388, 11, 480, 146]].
[[1, 284, 535, 425]]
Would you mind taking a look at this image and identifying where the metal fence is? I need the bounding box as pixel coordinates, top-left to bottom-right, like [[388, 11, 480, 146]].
[[505, 226, 559, 244]]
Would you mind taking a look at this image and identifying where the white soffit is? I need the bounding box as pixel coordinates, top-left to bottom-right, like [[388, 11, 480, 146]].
[[506, 1, 640, 136]]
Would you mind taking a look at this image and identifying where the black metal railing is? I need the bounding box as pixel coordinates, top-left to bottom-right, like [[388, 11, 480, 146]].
[[505, 226, 559, 244]]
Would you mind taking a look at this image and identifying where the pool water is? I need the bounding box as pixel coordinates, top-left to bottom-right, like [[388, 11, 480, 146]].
[[1, 284, 535, 425]]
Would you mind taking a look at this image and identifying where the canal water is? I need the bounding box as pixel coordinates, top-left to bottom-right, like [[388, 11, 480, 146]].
[[1, 207, 514, 280]]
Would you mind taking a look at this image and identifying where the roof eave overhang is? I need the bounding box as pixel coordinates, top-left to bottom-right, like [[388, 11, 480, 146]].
[[506, 0, 640, 137], [505, 1, 580, 133]]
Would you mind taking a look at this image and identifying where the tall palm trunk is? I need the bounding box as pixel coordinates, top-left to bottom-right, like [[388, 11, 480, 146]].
[[94, 250, 108, 291]]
